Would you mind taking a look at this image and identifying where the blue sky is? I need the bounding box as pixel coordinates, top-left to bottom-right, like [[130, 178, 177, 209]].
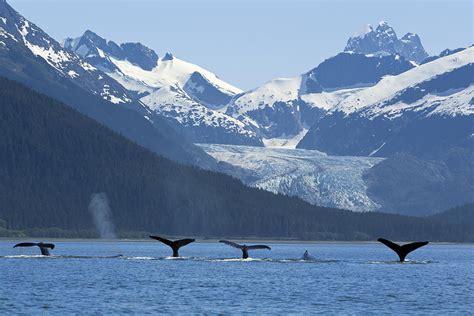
[[9, 0, 473, 90]]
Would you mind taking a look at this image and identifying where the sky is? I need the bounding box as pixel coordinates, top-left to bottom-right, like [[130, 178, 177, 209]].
[[8, 0, 473, 90]]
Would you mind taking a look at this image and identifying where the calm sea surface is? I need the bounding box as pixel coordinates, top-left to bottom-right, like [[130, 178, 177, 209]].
[[0, 241, 473, 314]]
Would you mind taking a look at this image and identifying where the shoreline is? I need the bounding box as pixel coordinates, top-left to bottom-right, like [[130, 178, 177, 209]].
[[0, 237, 472, 245]]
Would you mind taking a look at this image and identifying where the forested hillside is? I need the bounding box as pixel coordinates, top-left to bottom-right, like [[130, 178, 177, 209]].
[[0, 77, 472, 241], [363, 152, 474, 216]]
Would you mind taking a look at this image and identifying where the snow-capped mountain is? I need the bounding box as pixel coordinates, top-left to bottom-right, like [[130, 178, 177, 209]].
[[226, 52, 414, 141], [63, 31, 241, 103], [298, 47, 474, 157], [0, 0, 223, 169], [344, 21, 429, 63], [2, 0, 471, 216], [0, 2, 136, 106], [63, 30, 159, 73], [199, 144, 384, 212], [57, 22, 428, 148], [64, 31, 262, 145], [142, 84, 261, 145], [333, 48, 473, 117]]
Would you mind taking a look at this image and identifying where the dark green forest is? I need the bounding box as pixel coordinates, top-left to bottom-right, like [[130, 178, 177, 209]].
[[0, 77, 473, 241]]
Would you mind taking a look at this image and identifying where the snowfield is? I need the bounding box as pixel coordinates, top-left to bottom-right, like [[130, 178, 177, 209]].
[[335, 47, 474, 115], [229, 77, 302, 114], [198, 144, 384, 212], [142, 84, 258, 137], [108, 54, 242, 96]]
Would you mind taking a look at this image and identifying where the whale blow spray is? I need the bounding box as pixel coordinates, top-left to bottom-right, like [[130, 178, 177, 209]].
[[88, 192, 117, 239]]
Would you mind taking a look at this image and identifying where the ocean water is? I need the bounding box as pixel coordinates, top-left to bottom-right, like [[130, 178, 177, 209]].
[[0, 241, 472, 314]]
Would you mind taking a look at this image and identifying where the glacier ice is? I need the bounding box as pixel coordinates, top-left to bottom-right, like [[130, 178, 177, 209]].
[[198, 144, 385, 212]]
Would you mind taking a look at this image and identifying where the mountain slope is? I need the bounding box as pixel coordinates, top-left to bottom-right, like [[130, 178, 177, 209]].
[[0, 1, 134, 105], [64, 31, 261, 145], [303, 52, 414, 92], [142, 84, 261, 145], [421, 47, 466, 64], [3, 76, 472, 240], [333, 48, 473, 117], [298, 48, 474, 157], [227, 52, 414, 140], [296, 48, 474, 215], [363, 151, 474, 216], [0, 0, 220, 168], [63, 31, 241, 101]]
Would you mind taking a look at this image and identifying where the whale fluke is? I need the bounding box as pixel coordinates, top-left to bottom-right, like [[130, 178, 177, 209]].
[[219, 240, 271, 259], [13, 242, 55, 256], [149, 236, 195, 257], [377, 238, 429, 262]]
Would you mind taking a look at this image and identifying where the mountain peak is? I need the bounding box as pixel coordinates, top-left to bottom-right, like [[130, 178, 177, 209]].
[[401, 32, 422, 44], [83, 29, 100, 39], [344, 22, 428, 63], [375, 21, 397, 37], [79, 29, 114, 53], [402, 32, 417, 38], [65, 30, 158, 70], [162, 52, 174, 61], [119, 42, 158, 70]]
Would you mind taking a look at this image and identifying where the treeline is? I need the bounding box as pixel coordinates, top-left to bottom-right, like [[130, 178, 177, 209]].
[[1, 77, 473, 241]]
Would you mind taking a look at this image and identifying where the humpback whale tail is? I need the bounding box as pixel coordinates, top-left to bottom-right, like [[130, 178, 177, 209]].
[[149, 236, 195, 257], [377, 238, 429, 262], [219, 240, 271, 259], [13, 242, 55, 256]]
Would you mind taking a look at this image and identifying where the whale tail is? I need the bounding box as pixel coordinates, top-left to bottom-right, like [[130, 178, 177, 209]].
[[377, 238, 428, 262], [13, 242, 55, 256], [149, 236, 195, 257], [219, 240, 271, 259]]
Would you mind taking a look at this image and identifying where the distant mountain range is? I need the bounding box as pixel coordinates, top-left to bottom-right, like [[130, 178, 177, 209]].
[[1, 76, 472, 241], [63, 30, 261, 146], [298, 48, 474, 157], [0, 0, 472, 217], [226, 52, 415, 140], [60, 21, 441, 149]]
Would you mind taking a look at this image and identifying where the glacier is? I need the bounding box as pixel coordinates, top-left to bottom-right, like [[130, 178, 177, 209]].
[[198, 144, 384, 212]]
